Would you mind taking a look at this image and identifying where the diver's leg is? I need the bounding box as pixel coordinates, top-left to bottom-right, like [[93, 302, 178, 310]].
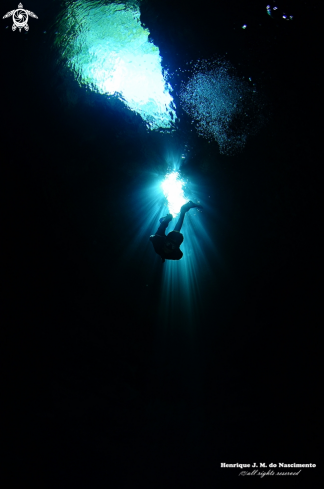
[[156, 221, 168, 237], [173, 201, 203, 233], [173, 211, 185, 233], [156, 214, 173, 236]]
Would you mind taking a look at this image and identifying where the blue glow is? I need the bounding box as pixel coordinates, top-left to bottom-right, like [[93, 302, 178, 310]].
[[54, 0, 177, 130], [120, 169, 218, 340], [161, 171, 188, 216]]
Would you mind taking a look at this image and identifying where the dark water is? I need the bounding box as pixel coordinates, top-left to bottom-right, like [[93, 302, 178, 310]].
[[2, 0, 321, 486]]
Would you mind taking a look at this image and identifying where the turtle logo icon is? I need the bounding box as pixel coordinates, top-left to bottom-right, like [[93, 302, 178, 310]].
[[3, 3, 38, 32]]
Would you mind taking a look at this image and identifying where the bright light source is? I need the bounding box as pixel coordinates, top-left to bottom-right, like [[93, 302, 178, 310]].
[[161, 171, 187, 216], [55, 0, 177, 130]]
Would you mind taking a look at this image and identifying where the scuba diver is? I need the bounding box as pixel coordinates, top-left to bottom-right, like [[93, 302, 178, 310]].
[[150, 201, 203, 263]]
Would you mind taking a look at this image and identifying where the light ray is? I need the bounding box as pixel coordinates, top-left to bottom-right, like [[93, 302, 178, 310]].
[[161, 171, 188, 216]]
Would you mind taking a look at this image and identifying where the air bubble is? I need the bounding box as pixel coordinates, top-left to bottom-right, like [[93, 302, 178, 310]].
[[179, 57, 268, 155]]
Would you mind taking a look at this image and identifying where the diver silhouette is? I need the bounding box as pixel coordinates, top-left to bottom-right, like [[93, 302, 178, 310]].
[[150, 201, 203, 263]]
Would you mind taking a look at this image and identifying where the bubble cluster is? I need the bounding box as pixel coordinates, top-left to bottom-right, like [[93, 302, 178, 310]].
[[179, 58, 267, 155]]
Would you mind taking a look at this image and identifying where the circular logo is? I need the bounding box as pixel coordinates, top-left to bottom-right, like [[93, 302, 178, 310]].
[[13, 8, 28, 29]]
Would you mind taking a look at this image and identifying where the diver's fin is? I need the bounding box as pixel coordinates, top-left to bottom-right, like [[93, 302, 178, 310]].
[[180, 201, 203, 213]]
